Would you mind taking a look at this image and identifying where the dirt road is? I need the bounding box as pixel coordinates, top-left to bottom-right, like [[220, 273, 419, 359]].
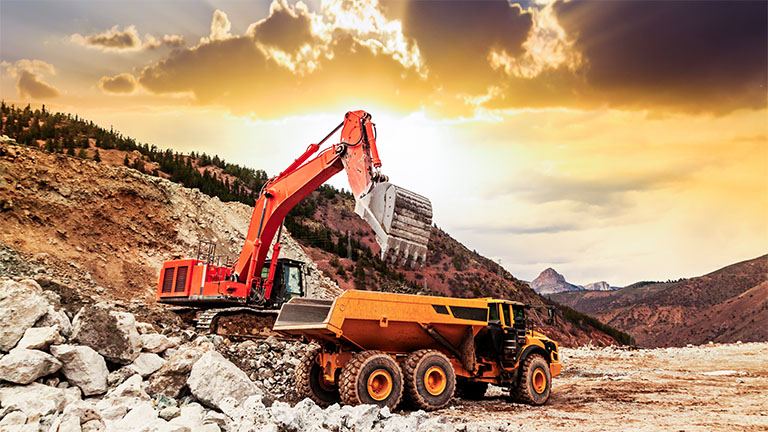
[[439, 343, 768, 431]]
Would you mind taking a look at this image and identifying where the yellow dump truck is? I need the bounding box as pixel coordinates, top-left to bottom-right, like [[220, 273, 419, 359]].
[[274, 290, 561, 410]]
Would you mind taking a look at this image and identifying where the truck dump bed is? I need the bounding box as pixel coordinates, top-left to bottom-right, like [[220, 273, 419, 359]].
[[274, 290, 491, 354]]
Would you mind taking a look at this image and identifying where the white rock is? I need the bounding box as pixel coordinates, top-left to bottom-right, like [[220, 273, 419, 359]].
[[96, 374, 151, 421], [0, 348, 61, 384], [0, 279, 49, 351], [0, 410, 27, 426], [129, 352, 166, 377], [187, 351, 262, 415], [13, 326, 65, 350], [35, 306, 72, 337], [107, 401, 157, 432], [135, 322, 156, 335], [0, 382, 66, 418], [50, 345, 108, 396], [70, 305, 142, 364], [141, 333, 176, 353]]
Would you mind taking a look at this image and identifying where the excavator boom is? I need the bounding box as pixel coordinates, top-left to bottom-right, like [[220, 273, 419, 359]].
[[157, 110, 432, 308]]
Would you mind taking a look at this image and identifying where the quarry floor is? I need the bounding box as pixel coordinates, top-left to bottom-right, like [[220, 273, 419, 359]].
[[439, 342, 768, 431]]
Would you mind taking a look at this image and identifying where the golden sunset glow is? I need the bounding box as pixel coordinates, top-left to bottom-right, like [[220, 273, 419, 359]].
[[1, 0, 766, 285]]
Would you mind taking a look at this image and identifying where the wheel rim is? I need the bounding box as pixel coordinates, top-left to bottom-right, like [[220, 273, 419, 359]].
[[367, 370, 393, 401], [532, 369, 546, 393], [424, 366, 447, 396]]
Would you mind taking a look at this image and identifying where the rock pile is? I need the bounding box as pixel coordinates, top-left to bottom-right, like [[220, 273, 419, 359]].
[[0, 277, 518, 431]]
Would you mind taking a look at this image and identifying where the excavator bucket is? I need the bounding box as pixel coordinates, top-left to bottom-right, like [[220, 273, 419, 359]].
[[354, 182, 432, 267]]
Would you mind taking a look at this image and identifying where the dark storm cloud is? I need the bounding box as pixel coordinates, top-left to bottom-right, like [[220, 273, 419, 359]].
[[398, 0, 534, 94], [553, 0, 768, 113]]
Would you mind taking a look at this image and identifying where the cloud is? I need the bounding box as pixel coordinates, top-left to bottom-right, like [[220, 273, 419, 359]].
[[206, 10, 232, 42], [98, 73, 137, 94], [71, 25, 185, 52], [551, 0, 768, 114], [503, 168, 697, 211], [2, 59, 61, 99], [397, 0, 533, 94], [137, 0, 431, 117]]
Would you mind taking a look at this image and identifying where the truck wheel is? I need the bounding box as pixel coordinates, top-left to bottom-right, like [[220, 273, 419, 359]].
[[339, 350, 403, 409], [456, 380, 488, 400], [296, 347, 340, 407], [518, 353, 551, 405], [403, 349, 456, 411]]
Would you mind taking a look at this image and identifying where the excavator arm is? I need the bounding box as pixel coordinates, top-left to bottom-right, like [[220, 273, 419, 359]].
[[233, 110, 432, 302]]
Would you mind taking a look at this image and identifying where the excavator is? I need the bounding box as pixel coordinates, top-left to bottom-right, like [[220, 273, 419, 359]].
[[156, 110, 433, 335]]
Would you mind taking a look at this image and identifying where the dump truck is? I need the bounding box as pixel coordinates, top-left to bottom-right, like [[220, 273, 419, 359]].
[[156, 110, 432, 333], [274, 290, 562, 410]]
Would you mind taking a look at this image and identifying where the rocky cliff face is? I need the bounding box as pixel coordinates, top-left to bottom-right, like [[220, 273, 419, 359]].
[[530, 268, 581, 294]]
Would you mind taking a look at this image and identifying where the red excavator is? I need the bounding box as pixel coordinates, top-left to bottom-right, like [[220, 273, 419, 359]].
[[156, 110, 433, 334]]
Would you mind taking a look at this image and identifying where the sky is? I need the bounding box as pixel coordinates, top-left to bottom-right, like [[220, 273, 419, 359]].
[[1, 0, 766, 286]]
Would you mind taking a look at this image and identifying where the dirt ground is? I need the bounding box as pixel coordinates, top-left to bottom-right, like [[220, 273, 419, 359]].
[[438, 342, 768, 431]]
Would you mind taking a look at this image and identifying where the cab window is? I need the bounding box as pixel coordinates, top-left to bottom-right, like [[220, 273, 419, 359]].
[[488, 303, 500, 322], [502, 304, 511, 327], [513, 306, 525, 327], [285, 266, 302, 295]]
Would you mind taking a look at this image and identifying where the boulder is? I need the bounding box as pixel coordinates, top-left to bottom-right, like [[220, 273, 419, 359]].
[[129, 353, 166, 377], [0, 382, 66, 419], [107, 367, 139, 388], [135, 322, 156, 335], [13, 326, 65, 350], [0, 279, 49, 351], [50, 345, 108, 396], [140, 333, 176, 354], [148, 344, 210, 398], [35, 306, 72, 337], [96, 375, 150, 421], [0, 348, 61, 384], [70, 304, 141, 364], [187, 351, 262, 415]]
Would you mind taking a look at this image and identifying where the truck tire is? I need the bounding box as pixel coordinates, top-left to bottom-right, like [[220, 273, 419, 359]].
[[518, 353, 551, 405], [403, 349, 456, 411], [456, 380, 488, 400], [339, 350, 403, 409], [296, 347, 340, 407]]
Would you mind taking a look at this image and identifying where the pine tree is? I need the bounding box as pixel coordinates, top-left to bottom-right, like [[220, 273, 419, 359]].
[[77, 148, 88, 159], [123, 154, 130, 166], [93, 149, 101, 162], [67, 147, 75, 156]]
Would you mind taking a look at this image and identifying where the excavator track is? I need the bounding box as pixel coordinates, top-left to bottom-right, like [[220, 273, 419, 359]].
[[192, 307, 285, 340]]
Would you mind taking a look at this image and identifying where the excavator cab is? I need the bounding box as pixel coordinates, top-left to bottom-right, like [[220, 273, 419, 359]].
[[260, 258, 306, 308]]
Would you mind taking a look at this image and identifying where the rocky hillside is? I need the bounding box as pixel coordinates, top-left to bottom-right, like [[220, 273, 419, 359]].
[[0, 135, 633, 347], [550, 255, 768, 347]]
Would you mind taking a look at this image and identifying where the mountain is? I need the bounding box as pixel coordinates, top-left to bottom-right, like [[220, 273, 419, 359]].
[[530, 268, 581, 294], [583, 281, 612, 291], [550, 255, 768, 347], [0, 105, 635, 347]]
